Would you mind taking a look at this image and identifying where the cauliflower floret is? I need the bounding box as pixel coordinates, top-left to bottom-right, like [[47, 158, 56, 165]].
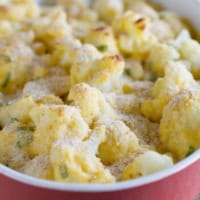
[[121, 150, 173, 180], [23, 75, 70, 100], [51, 38, 101, 71], [170, 30, 200, 79], [179, 38, 200, 79], [21, 155, 52, 179], [142, 62, 197, 121], [93, 0, 124, 24], [0, 96, 36, 126], [124, 59, 144, 80], [0, 129, 30, 169], [30, 105, 89, 155], [124, 0, 158, 19], [0, 21, 16, 39], [60, 0, 97, 31], [0, 116, 35, 169], [112, 11, 156, 59], [70, 55, 124, 91], [36, 95, 64, 105], [147, 43, 180, 76], [33, 7, 72, 46], [97, 119, 139, 164], [59, 0, 91, 19], [0, 37, 36, 94], [149, 19, 175, 42], [69, 19, 94, 40], [170, 30, 191, 49], [85, 26, 118, 56], [50, 125, 115, 183], [68, 83, 115, 123], [160, 90, 200, 160], [50, 37, 81, 70], [74, 44, 102, 63], [0, 0, 39, 21], [158, 11, 186, 36]]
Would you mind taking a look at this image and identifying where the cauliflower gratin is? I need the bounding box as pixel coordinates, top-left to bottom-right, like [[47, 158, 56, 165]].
[[0, 0, 199, 184]]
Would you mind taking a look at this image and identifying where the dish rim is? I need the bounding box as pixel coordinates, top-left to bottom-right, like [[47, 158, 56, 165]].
[[0, 150, 200, 192]]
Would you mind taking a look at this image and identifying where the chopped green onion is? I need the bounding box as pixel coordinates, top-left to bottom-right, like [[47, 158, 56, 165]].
[[185, 146, 196, 157], [96, 45, 108, 52], [159, 13, 166, 20], [150, 74, 157, 82], [1, 72, 11, 88], [16, 141, 24, 149], [16, 135, 33, 149], [59, 164, 68, 179], [0, 54, 12, 63], [5, 163, 9, 167], [17, 126, 35, 132], [124, 68, 132, 77], [34, 76, 41, 80], [10, 118, 19, 123]]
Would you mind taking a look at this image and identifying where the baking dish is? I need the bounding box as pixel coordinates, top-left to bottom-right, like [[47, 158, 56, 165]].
[[1, 0, 200, 199]]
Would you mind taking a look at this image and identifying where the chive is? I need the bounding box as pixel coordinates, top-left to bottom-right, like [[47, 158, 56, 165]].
[[159, 13, 166, 20], [16, 141, 24, 149], [34, 76, 41, 80], [59, 164, 68, 179], [17, 126, 35, 132], [150, 74, 157, 82], [185, 146, 196, 157], [5, 163, 9, 167], [10, 118, 19, 123], [96, 45, 108, 52], [16, 134, 33, 149], [1, 72, 11, 88], [124, 68, 132, 77], [0, 54, 12, 63]]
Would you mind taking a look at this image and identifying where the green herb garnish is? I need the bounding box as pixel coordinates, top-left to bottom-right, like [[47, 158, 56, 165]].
[[16, 141, 24, 149], [10, 118, 19, 123], [124, 68, 132, 77], [1, 72, 11, 88], [159, 13, 166, 20], [5, 163, 9, 167], [59, 164, 68, 179], [96, 44, 108, 52], [150, 74, 157, 82], [17, 126, 35, 132], [16, 134, 33, 149], [0, 54, 12, 63], [185, 146, 196, 157]]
